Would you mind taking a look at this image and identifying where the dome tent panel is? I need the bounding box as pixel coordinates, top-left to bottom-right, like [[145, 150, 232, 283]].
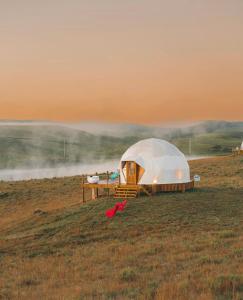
[[119, 138, 190, 185]]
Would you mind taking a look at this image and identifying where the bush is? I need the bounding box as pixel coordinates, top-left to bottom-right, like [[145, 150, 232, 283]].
[[122, 287, 140, 298], [218, 230, 236, 239], [233, 248, 243, 258], [120, 267, 137, 282], [211, 274, 243, 296], [20, 279, 39, 286], [198, 255, 223, 265]]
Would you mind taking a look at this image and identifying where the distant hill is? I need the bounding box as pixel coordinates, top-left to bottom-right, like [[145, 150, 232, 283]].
[[0, 124, 139, 169], [65, 120, 243, 138], [0, 120, 242, 169]]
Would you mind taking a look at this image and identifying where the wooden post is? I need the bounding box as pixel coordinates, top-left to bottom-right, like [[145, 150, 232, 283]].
[[152, 184, 156, 196], [106, 171, 109, 197], [91, 188, 96, 200], [95, 172, 99, 199]]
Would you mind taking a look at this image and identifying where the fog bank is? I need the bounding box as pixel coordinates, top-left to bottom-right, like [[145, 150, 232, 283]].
[[0, 156, 210, 182], [0, 160, 119, 182]]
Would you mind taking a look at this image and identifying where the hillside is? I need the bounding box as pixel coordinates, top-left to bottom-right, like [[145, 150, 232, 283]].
[[0, 155, 243, 299], [0, 124, 137, 169], [0, 120, 242, 169]]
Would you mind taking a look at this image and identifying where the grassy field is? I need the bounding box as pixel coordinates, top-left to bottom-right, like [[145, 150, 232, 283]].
[[0, 155, 243, 299]]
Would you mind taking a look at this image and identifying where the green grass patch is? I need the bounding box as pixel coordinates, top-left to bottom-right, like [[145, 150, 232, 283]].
[[120, 267, 137, 282], [211, 274, 243, 297]]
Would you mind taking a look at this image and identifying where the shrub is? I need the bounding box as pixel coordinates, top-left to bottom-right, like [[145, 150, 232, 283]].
[[232, 248, 243, 258], [122, 287, 140, 298], [105, 290, 119, 299], [211, 274, 243, 296], [218, 230, 236, 239], [120, 267, 137, 282], [20, 279, 39, 286], [145, 281, 159, 298], [198, 255, 223, 265]]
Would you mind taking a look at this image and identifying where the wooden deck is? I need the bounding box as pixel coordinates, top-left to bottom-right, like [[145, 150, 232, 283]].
[[80, 174, 120, 202], [81, 178, 194, 202], [232, 149, 243, 156], [81, 181, 194, 191], [80, 180, 119, 189]]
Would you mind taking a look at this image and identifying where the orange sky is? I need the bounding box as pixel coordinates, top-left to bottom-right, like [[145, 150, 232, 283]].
[[0, 0, 243, 124]]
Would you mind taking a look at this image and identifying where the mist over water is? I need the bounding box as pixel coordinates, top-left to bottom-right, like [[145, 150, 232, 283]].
[[0, 156, 210, 182], [0, 120, 221, 182], [0, 160, 119, 182]]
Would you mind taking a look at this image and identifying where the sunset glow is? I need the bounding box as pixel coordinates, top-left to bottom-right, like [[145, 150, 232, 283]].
[[0, 0, 243, 123]]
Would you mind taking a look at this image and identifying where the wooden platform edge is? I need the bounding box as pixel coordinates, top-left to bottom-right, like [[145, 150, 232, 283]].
[[80, 183, 118, 189], [81, 180, 194, 202]]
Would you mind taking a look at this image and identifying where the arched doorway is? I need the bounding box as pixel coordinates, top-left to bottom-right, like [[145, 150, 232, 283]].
[[121, 161, 145, 185]]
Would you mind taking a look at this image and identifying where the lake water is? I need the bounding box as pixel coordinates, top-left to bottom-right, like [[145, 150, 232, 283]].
[[0, 156, 211, 182]]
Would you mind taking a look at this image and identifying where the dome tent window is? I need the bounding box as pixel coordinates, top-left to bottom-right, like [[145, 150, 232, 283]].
[[153, 178, 158, 184], [176, 170, 183, 180]]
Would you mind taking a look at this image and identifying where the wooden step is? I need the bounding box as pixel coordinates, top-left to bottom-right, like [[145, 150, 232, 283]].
[[115, 194, 137, 197], [116, 187, 138, 191], [116, 188, 137, 190], [115, 189, 137, 192], [115, 190, 137, 193], [114, 193, 137, 198], [114, 190, 137, 192], [114, 185, 138, 199], [114, 192, 137, 194], [115, 194, 136, 197], [114, 195, 136, 199]]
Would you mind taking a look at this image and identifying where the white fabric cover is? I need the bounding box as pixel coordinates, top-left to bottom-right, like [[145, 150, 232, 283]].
[[119, 138, 190, 185], [87, 176, 99, 184], [241, 141, 243, 150]]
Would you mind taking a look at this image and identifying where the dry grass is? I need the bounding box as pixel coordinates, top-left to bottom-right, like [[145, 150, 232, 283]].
[[0, 155, 243, 299]]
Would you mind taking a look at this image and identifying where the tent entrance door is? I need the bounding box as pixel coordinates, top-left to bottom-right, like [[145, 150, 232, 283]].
[[126, 161, 138, 185]]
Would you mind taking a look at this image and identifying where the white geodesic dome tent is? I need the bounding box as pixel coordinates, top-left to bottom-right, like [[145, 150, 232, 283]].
[[119, 138, 190, 185]]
